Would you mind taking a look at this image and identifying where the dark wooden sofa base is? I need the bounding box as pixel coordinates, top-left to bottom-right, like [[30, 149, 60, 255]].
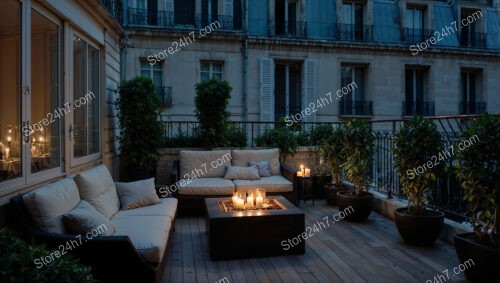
[[170, 160, 298, 215], [10, 195, 176, 283]]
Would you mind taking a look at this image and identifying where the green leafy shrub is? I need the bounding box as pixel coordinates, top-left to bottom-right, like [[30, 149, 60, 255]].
[[255, 127, 297, 161], [295, 131, 310, 146], [341, 119, 374, 195], [393, 116, 444, 215], [309, 124, 334, 146], [455, 112, 499, 246], [224, 124, 247, 147], [0, 228, 95, 283], [194, 77, 232, 148], [116, 76, 164, 169], [317, 124, 346, 186]]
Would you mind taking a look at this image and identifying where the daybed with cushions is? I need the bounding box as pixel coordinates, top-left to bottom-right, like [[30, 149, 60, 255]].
[[170, 148, 297, 212], [10, 165, 177, 283]]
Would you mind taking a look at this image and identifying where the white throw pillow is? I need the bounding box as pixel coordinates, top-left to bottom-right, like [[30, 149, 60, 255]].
[[224, 165, 260, 180], [63, 200, 115, 236], [74, 165, 120, 219], [115, 178, 160, 210]]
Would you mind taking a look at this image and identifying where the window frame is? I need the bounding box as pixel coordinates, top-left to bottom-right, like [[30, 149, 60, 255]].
[[200, 61, 224, 81]]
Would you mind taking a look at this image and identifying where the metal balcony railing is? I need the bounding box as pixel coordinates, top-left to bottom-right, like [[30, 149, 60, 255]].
[[402, 101, 435, 116], [99, 0, 124, 24], [460, 32, 487, 48], [336, 24, 372, 42], [339, 100, 373, 116], [127, 8, 173, 27], [155, 86, 172, 107], [400, 28, 434, 44], [195, 15, 242, 30], [459, 101, 486, 114], [268, 20, 307, 38]]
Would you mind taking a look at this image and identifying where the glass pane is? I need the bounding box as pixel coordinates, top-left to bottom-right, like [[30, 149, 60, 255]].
[[0, 0, 22, 182], [354, 67, 364, 101], [153, 70, 163, 86], [201, 62, 210, 72], [141, 70, 150, 77], [416, 70, 424, 101], [405, 69, 413, 103], [140, 60, 150, 70], [201, 72, 210, 81], [73, 36, 87, 158], [87, 45, 100, 155], [137, 0, 146, 9], [354, 4, 363, 26], [213, 72, 223, 80], [30, 10, 61, 174], [212, 63, 223, 73], [342, 4, 352, 24], [415, 9, 423, 29], [406, 9, 414, 29]]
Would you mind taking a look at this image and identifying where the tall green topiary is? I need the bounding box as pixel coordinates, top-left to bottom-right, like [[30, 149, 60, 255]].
[[393, 116, 444, 215], [317, 124, 346, 187], [194, 77, 232, 147], [455, 112, 499, 247], [116, 76, 164, 170], [341, 119, 374, 195]]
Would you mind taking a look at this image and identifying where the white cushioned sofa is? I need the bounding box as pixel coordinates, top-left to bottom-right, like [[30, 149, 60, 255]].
[[170, 148, 297, 212], [10, 164, 177, 283]]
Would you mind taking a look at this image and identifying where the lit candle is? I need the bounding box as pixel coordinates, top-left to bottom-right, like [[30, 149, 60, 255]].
[[7, 136, 11, 142], [297, 170, 303, 177], [305, 168, 311, 177], [236, 198, 244, 210], [256, 196, 264, 207], [5, 148, 10, 160], [247, 194, 254, 207], [232, 195, 238, 207]]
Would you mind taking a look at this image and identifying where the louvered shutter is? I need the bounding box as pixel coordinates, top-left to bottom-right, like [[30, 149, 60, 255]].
[[260, 58, 275, 130], [165, 0, 173, 26], [224, 0, 233, 29], [303, 59, 316, 123]]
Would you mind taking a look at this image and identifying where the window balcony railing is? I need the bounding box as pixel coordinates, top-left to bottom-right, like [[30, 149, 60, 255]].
[[275, 105, 303, 122], [155, 86, 172, 107], [339, 100, 373, 116], [460, 32, 487, 48], [459, 101, 486, 114], [336, 24, 372, 42], [195, 15, 242, 30], [268, 20, 307, 38], [99, 0, 124, 24], [127, 8, 174, 27], [402, 101, 435, 116], [400, 28, 434, 44]]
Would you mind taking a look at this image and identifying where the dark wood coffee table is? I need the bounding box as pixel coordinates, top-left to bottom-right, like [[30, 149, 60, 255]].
[[205, 195, 305, 260]]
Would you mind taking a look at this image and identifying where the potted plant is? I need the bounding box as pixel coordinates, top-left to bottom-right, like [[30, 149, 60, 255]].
[[0, 228, 95, 282], [255, 126, 298, 162], [454, 112, 500, 282], [317, 124, 349, 205], [336, 119, 374, 222], [116, 76, 164, 180], [310, 124, 334, 198], [392, 116, 445, 246]]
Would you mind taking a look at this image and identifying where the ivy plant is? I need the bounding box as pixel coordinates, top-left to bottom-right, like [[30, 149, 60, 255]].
[[341, 119, 374, 195], [455, 112, 499, 247], [393, 116, 444, 215]]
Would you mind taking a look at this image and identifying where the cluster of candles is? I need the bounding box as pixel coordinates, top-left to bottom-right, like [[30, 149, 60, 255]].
[[232, 189, 266, 210], [296, 164, 311, 177]]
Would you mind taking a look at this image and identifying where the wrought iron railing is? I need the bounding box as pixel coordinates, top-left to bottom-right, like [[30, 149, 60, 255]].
[[402, 101, 435, 116], [99, 0, 124, 24], [268, 20, 307, 38], [460, 32, 487, 48], [336, 24, 372, 42], [400, 28, 434, 44], [339, 100, 373, 116], [459, 101, 486, 114], [127, 8, 174, 27]]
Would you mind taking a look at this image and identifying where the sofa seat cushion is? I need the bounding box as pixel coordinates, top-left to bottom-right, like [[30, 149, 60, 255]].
[[111, 214, 171, 264], [234, 176, 293, 193], [179, 150, 232, 178], [177, 178, 235, 196], [112, 198, 178, 221], [231, 149, 280, 175], [23, 178, 81, 233], [74, 165, 120, 219]]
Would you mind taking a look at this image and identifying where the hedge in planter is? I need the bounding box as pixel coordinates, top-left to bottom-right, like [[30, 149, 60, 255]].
[[454, 112, 500, 282], [116, 76, 164, 180], [393, 116, 445, 246], [0, 228, 95, 282], [336, 119, 374, 222], [255, 126, 298, 162]]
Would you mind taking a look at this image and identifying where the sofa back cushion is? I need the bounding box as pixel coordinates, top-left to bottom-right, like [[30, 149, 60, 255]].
[[179, 150, 232, 178], [22, 178, 81, 233], [231, 149, 280, 175], [74, 164, 120, 219]]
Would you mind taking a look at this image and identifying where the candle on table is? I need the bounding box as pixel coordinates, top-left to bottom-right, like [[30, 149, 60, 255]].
[[5, 148, 10, 160], [305, 168, 311, 177], [247, 194, 254, 207], [232, 195, 238, 207], [297, 170, 303, 177], [7, 136, 11, 142], [256, 196, 264, 207], [236, 198, 244, 209]]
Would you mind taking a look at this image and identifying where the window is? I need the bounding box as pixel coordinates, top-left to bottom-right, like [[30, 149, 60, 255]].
[[340, 65, 370, 115], [461, 70, 485, 114], [405, 7, 425, 42], [201, 0, 218, 26], [404, 67, 433, 115], [200, 62, 223, 81], [140, 60, 168, 104], [72, 35, 100, 161], [460, 10, 484, 48], [275, 0, 298, 36], [274, 62, 302, 121], [340, 2, 369, 41], [174, 0, 195, 25]]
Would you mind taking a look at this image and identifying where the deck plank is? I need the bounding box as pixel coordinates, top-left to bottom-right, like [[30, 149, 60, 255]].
[[164, 200, 465, 283]]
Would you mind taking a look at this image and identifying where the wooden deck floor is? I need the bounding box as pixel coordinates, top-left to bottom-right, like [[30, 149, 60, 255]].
[[162, 200, 466, 283]]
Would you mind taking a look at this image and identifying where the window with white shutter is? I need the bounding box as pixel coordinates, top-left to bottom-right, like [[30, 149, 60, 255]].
[[302, 59, 316, 122], [260, 58, 275, 126]]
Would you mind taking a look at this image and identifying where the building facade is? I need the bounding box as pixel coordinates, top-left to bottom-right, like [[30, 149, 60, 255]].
[[122, 0, 500, 127], [0, 0, 123, 210]]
